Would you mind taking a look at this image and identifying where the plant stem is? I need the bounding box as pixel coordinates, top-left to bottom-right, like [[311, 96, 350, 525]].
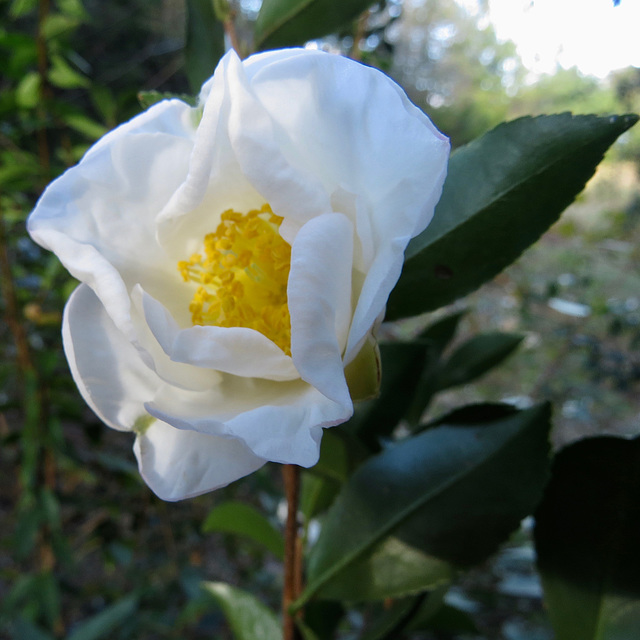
[[282, 464, 302, 640]]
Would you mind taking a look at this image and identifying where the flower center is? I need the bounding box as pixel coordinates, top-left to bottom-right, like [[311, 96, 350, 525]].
[[177, 204, 292, 355]]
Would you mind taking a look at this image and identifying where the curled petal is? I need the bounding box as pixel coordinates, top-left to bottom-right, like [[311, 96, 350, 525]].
[[135, 285, 299, 381], [29, 121, 194, 338], [134, 421, 266, 501], [62, 284, 158, 431], [289, 213, 354, 409], [145, 378, 351, 468]]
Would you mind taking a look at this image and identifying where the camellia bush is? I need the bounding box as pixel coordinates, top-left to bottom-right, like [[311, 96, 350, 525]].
[[4, 0, 640, 639]]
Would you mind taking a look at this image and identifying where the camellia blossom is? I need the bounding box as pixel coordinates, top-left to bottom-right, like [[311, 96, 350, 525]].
[[28, 48, 449, 500]]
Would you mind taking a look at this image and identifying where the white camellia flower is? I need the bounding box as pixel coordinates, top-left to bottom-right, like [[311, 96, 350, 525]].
[[28, 48, 449, 500]]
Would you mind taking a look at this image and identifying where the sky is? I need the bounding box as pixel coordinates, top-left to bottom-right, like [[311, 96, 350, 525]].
[[486, 0, 640, 78]]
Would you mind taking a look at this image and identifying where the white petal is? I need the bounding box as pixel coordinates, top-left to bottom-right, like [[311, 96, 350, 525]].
[[145, 377, 351, 468], [135, 285, 299, 381], [157, 53, 266, 257], [62, 284, 159, 431], [134, 420, 266, 501], [224, 51, 333, 224], [29, 123, 194, 338], [289, 213, 353, 409], [244, 48, 449, 360]]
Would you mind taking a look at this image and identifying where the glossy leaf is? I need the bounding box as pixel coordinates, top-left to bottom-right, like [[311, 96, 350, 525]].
[[534, 436, 640, 640], [300, 403, 551, 602], [202, 582, 281, 640], [185, 0, 225, 93], [202, 501, 284, 560], [254, 0, 377, 50], [387, 113, 639, 320], [66, 595, 139, 640], [349, 340, 438, 450], [301, 429, 351, 520], [435, 331, 524, 391], [405, 310, 466, 424], [360, 595, 425, 640]]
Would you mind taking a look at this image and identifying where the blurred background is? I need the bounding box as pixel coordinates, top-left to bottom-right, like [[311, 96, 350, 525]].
[[1, 0, 639, 638]]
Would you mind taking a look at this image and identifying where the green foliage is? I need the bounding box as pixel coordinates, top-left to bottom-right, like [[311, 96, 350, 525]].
[[302, 403, 551, 603], [185, 0, 225, 92], [2, 1, 639, 638], [202, 582, 282, 640], [66, 595, 140, 640], [434, 331, 524, 391], [202, 500, 285, 559], [534, 436, 640, 640], [387, 113, 639, 320], [254, 0, 378, 49]]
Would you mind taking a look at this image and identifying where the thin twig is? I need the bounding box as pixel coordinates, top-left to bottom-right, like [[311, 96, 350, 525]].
[[282, 464, 302, 640], [0, 211, 33, 376]]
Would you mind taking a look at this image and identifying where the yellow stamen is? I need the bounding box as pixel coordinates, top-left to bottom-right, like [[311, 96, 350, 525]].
[[177, 204, 292, 356]]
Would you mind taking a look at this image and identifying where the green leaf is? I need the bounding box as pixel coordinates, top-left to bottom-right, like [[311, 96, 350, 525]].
[[387, 113, 639, 320], [202, 501, 284, 560], [300, 403, 551, 603], [48, 54, 89, 89], [137, 90, 197, 110], [42, 13, 82, 40], [15, 72, 41, 109], [185, 0, 225, 93], [405, 310, 466, 424], [435, 331, 524, 391], [202, 582, 281, 640], [66, 595, 139, 640], [10, 0, 38, 18], [254, 0, 377, 50], [534, 436, 640, 640], [407, 602, 479, 635], [35, 571, 60, 629], [359, 594, 426, 640], [299, 601, 344, 640], [62, 113, 108, 141], [301, 430, 351, 520], [8, 618, 55, 640], [348, 340, 438, 450]]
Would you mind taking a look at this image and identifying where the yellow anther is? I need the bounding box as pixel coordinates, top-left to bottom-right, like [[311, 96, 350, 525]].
[[177, 204, 292, 355]]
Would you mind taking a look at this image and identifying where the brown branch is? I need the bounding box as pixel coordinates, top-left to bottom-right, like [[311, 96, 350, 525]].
[[282, 464, 303, 640], [0, 210, 33, 376]]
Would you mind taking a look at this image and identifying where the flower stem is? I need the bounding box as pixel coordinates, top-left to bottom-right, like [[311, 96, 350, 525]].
[[282, 464, 302, 640]]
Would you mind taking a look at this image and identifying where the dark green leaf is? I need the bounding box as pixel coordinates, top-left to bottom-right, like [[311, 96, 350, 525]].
[[407, 602, 479, 635], [534, 436, 640, 640], [202, 582, 281, 640], [9, 618, 55, 640], [435, 331, 524, 391], [35, 571, 60, 630], [66, 595, 139, 640], [387, 113, 639, 320], [360, 594, 426, 640], [419, 310, 466, 351], [301, 430, 353, 520], [185, 0, 225, 93], [300, 601, 344, 640], [348, 340, 437, 450], [202, 501, 284, 560], [300, 403, 551, 602], [405, 310, 467, 423], [254, 0, 377, 50]]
